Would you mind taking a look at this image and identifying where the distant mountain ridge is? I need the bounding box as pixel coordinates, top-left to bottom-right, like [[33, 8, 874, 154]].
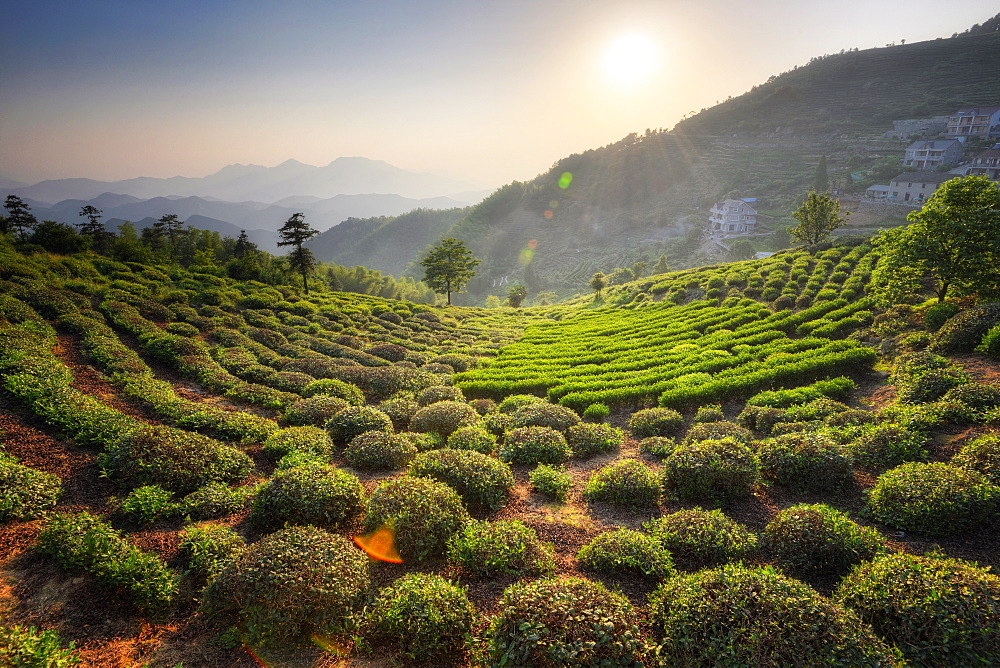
[[10, 157, 486, 205]]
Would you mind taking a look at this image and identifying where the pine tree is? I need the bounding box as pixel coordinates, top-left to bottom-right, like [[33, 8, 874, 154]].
[[814, 155, 829, 192], [3, 195, 38, 239], [77, 205, 112, 253], [652, 254, 670, 275], [277, 213, 320, 294], [153, 214, 185, 260]]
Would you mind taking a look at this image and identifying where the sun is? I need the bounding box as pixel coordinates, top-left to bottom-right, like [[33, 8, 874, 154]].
[[602, 33, 660, 87]]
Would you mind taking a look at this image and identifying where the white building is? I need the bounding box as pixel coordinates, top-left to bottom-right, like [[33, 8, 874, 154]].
[[709, 199, 758, 234], [903, 139, 963, 170]]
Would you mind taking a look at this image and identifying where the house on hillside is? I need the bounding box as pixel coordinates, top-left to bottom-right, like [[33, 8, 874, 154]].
[[865, 184, 891, 200], [945, 106, 1000, 140], [883, 117, 949, 140], [966, 147, 1000, 181], [887, 172, 955, 203], [709, 199, 758, 234], [903, 139, 963, 170]]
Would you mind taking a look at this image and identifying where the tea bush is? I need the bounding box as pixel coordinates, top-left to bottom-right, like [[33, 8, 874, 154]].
[[644, 508, 758, 571], [447, 519, 555, 578], [409, 448, 514, 511], [628, 407, 684, 438], [489, 577, 646, 666], [446, 425, 497, 454], [661, 438, 760, 504], [377, 396, 420, 431], [364, 477, 470, 562], [683, 421, 752, 444], [301, 378, 365, 404], [509, 402, 580, 432], [178, 523, 246, 581], [249, 465, 365, 532], [366, 573, 476, 661], [261, 426, 333, 461], [401, 430, 444, 452], [566, 422, 624, 458], [584, 458, 660, 507], [928, 303, 1000, 354], [468, 398, 497, 415], [762, 504, 884, 576], [529, 464, 572, 501], [941, 382, 1000, 410], [0, 625, 80, 667], [204, 526, 368, 645], [417, 385, 465, 406], [577, 528, 674, 578], [923, 301, 960, 331], [867, 462, 1000, 536], [499, 426, 571, 465], [326, 406, 394, 445], [0, 452, 61, 522], [582, 402, 610, 422], [649, 564, 900, 666], [638, 436, 676, 458], [692, 404, 725, 423], [979, 323, 1000, 358], [835, 552, 1000, 666], [849, 423, 928, 472], [496, 394, 545, 414], [117, 485, 179, 524], [344, 431, 417, 470], [181, 482, 252, 519], [758, 432, 855, 494], [409, 401, 480, 437], [952, 433, 1000, 483]]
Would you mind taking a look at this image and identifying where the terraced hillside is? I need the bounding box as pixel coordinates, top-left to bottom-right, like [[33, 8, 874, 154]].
[[2, 237, 1000, 666]]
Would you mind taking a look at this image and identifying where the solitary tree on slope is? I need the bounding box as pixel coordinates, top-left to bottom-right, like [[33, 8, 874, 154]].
[[790, 191, 849, 246], [278, 212, 320, 294], [420, 238, 480, 305]]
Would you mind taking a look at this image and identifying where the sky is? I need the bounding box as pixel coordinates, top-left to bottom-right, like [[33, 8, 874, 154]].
[[0, 0, 993, 190]]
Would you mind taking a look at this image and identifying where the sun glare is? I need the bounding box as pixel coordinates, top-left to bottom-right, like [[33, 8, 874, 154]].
[[602, 33, 660, 86]]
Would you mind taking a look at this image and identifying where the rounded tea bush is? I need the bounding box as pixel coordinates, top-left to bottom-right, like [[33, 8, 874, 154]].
[[344, 431, 417, 470], [758, 432, 855, 494], [684, 421, 752, 445], [849, 423, 930, 472], [302, 378, 365, 404], [204, 526, 368, 645], [326, 406, 394, 446], [529, 464, 572, 501], [941, 382, 1000, 410], [644, 508, 757, 571], [638, 436, 676, 458], [692, 404, 725, 424], [261, 426, 333, 461], [366, 573, 476, 661], [364, 477, 470, 562], [628, 407, 685, 438], [584, 458, 660, 507], [496, 394, 545, 414], [499, 426, 570, 465], [509, 402, 581, 432], [661, 438, 760, 504], [0, 455, 62, 522], [409, 448, 514, 511], [566, 422, 624, 458], [762, 503, 884, 576], [867, 461, 1000, 536], [468, 398, 497, 415], [835, 552, 1000, 666], [417, 385, 465, 406], [284, 395, 350, 427], [249, 465, 365, 532], [576, 528, 674, 578], [181, 482, 251, 520], [409, 401, 480, 437], [447, 519, 555, 578], [952, 432, 1000, 483], [446, 425, 497, 454], [582, 402, 610, 422], [377, 396, 420, 431], [649, 564, 901, 667], [489, 577, 646, 667]]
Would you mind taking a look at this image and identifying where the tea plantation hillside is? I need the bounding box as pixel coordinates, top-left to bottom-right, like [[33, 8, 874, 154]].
[[2, 236, 1000, 666]]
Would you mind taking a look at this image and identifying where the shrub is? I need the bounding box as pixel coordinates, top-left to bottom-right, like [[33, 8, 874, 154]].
[[447, 519, 555, 578], [979, 323, 1000, 358], [489, 578, 646, 667], [446, 425, 497, 454], [409, 448, 514, 511], [897, 367, 968, 404], [942, 382, 1000, 410], [326, 406, 394, 445], [867, 462, 999, 536], [344, 431, 416, 470], [683, 420, 752, 444], [117, 485, 179, 524], [649, 564, 900, 667], [301, 378, 365, 404], [638, 436, 676, 458], [366, 573, 476, 661], [364, 477, 470, 562], [99, 425, 252, 494], [401, 430, 445, 452], [850, 423, 928, 471], [953, 433, 1000, 483], [582, 402, 610, 422], [249, 465, 365, 532], [924, 301, 960, 331], [576, 529, 674, 578], [628, 407, 685, 438], [762, 504, 884, 576], [178, 523, 246, 581], [271, 370, 314, 394], [181, 482, 252, 519], [283, 395, 350, 427], [566, 422, 624, 458], [584, 458, 660, 507], [409, 401, 480, 437], [499, 426, 571, 465], [529, 464, 572, 501], [692, 404, 725, 423], [0, 626, 80, 667], [644, 508, 757, 571], [509, 402, 581, 432], [468, 398, 497, 415], [367, 343, 408, 362], [378, 396, 420, 431], [758, 432, 855, 494], [417, 385, 465, 406], [928, 303, 1000, 354], [261, 426, 333, 461], [482, 411, 512, 436], [204, 526, 368, 645], [661, 438, 760, 504], [0, 454, 61, 522], [835, 552, 1000, 666]]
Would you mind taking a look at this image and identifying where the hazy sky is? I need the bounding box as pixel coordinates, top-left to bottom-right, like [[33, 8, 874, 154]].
[[0, 0, 993, 189]]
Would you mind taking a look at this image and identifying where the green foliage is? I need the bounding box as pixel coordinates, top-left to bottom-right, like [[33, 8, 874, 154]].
[[953, 433, 1000, 483], [529, 464, 572, 501], [446, 425, 497, 454], [582, 402, 610, 422], [366, 573, 476, 661], [420, 238, 481, 305], [181, 482, 252, 520], [790, 191, 849, 245], [924, 301, 960, 331], [566, 422, 624, 458], [0, 625, 80, 667], [692, 404, 725, 423], [584, 458, 660, 507], [942, 382, 1000, 410], [489, 577, 647, 667], [628, 407, 684, 438], [758, 432, 855, 494], [447, 519, 555, 578], [179, 523, 246, 581], [835, 552, 1000, 667], [979, 323, 1000, 358], [661, 438, 760, 504], [344, 431, 417, 470], [409, 401, 480, 437], [117, 485, 179, 524], [325, 406, 394, 445], [644, 508, 758, 571], [867, 462, 1000, 536], [364, 477, 470, 562], [204, 526, 368, 645], [499, 426, 571, 465], [301, 378, 365, 404], [249, 465, 365, 532], [929, 303, 1000, 354], [509, 402, 581, 432], [417, 384, 465, 406], [649, 564, 901, 667], [850, 423, 929, 471], [683, 420, 752, 444], [497, 394, 545, 413], [638, 436, 676, 458], [0, 454, 61, 522], [378, 395, 420, 431], [762, 504, 884, 576], [409, 448, 514, 511], [261, 426, 333, 461], [745, 376, 856, 408], [37, 512, 177, 611], [577, 528, 674, 578]]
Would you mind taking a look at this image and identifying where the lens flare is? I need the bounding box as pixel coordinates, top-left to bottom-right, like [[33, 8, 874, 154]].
[[549, 200, 559, 209], [559, 172, 573, 189], [527, 239, 538, 250], [353, 523, 403, 563], [544, 210, 554, 219], [519, 248, 535, 264]]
